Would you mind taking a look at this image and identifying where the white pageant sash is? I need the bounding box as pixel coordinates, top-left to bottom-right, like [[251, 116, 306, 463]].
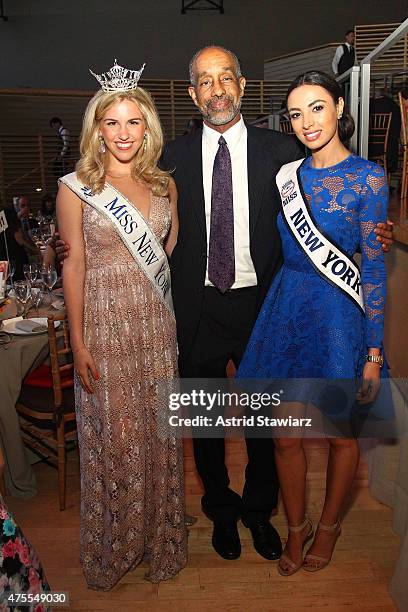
[[60, 173, 174, 315], [276, 159, 365, 313]]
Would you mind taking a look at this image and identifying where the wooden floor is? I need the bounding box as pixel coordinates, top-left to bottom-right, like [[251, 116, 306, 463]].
[[5, 439, 399, 611]]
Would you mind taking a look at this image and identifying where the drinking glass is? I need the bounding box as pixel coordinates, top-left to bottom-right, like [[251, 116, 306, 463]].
[[23, 263, 38, 284], [40, 224, 53, 246], [41, 265, 58, 302], [14, 280, 32, 318], [29, 228, 44, 249], [31, 287, 44, 316], [7, 260, 15, 288]]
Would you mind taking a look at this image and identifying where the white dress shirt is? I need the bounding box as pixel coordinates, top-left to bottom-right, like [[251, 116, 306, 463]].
[[332, 42, 354, 75], [58, 125, 70, 156], [202, 116, 257, 288]]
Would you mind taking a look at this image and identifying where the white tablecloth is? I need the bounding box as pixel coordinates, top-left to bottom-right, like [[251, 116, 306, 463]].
[[0, 299, 62, 498]]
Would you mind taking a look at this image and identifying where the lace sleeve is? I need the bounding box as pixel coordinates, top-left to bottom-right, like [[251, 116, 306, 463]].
[[359, 164, 388, 348]]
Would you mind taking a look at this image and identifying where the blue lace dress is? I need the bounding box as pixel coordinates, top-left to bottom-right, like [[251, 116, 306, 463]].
[[237, 155, 389, 415]]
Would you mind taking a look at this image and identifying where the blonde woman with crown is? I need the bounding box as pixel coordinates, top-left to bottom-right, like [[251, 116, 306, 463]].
[[57, 61, 187, 590]]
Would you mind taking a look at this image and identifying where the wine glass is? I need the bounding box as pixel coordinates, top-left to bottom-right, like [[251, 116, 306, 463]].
[[23, 263, 38, 284], [31, 287, 44, 317], [6, 260, 15, 288], [29, 228, 44, 250], [40, 224, 53, 246], [14, 280, 32, 318], [41, 265, 58, 302]]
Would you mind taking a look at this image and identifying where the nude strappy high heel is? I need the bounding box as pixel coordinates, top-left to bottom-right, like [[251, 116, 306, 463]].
[[302, 520, 341, 572], [277, 516, 314, 577]]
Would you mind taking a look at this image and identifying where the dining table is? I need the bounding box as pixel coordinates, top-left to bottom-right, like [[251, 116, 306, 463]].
[[0, 292, 64, 499]]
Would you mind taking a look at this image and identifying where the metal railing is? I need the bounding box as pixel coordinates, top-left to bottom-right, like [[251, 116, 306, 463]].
[[337, 66, 361, 154], [355, 22, 408, 73], [0, 134, 79, 207], [360, 19, 408, 158], [335, 19, 408, 160]]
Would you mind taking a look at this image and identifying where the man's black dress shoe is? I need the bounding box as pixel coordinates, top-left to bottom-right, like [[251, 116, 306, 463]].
[[212, 522, 241, 560], [248, 521, 282, 560]]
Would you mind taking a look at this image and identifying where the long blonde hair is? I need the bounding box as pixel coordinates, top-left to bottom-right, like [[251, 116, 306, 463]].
[[76, 88, 170, 196]]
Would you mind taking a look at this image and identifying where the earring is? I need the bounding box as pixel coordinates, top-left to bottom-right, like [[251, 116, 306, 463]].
[[98, 135, 106, 154], [143, 133, 147, 153], [338, 112, 343, 120]]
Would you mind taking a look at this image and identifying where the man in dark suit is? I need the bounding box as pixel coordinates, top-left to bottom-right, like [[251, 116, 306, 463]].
[[161, 46, 304, 562], [55, 46, 393, 563]]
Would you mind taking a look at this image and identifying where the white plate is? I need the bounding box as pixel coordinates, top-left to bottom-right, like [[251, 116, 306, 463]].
[[1, 317, 61, 336]]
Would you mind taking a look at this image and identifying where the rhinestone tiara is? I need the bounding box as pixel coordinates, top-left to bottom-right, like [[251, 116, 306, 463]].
[[89, 59, 146, 92]]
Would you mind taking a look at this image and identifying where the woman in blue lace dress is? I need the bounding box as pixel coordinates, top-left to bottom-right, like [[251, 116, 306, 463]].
[[237, 72, 388, 576]]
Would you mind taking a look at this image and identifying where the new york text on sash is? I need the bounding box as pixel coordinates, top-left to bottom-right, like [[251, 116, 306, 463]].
[[59, 173, 174, 316], [276, 159, 365, 313]]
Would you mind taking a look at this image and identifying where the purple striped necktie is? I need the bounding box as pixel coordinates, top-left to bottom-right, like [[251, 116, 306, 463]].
[[208, 135, 235, 293]]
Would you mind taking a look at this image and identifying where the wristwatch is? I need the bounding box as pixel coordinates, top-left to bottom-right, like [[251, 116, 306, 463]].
[[366, 354, 384, 367]]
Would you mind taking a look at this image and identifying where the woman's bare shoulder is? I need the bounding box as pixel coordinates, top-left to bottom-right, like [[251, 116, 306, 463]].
[[57, 182, 83, 208]]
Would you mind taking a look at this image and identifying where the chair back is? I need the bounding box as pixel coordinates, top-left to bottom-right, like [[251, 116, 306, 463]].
[[280, 119, 294, 135], [47, 313, 74, 409], [398, 91, 408, 147], [368, 112, 392, 153]]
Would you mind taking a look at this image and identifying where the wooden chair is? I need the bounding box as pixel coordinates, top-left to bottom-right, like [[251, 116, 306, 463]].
[[368, 112, 392, 177], [15, 313, 76, 510], [398, 91, 408, 200], [280, 118, 294, 135]]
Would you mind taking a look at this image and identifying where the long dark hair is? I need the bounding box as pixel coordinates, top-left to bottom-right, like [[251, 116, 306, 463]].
[[286, 71, 355, 144], [41, 193, 56, 216]]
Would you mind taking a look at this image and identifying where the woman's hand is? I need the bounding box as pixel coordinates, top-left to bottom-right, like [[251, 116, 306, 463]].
[[356, 362, 381, 405], [73, 346, 100, 394]]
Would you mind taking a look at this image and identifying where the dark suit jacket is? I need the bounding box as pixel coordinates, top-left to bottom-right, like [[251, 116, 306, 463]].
[[161, 123, 303, 358]]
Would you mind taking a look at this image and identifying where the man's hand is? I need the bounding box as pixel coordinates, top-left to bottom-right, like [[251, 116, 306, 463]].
[[374, 219, 394, 252], [55, 237, 70, 262]]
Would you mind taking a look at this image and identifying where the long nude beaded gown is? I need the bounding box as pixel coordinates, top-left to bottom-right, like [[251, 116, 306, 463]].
[[75, 187, 187, 590]]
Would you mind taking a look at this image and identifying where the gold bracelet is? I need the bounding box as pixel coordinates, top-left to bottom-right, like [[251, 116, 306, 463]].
[[366, 354, 384, 367]]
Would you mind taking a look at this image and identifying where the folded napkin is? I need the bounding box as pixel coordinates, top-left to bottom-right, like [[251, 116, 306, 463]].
[[1, 315, 22, 328], [15, 320, 47, 333], [51, 300, 65, 310]]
